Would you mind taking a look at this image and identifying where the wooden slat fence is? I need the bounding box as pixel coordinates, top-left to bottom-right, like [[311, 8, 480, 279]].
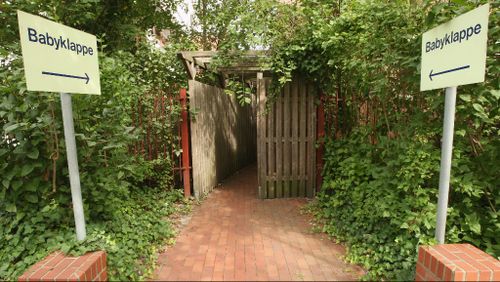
[[257, 74, 317, 199]]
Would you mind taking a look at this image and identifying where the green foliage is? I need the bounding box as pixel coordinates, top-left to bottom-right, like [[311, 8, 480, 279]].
[[265, 0, 499, 280], [0, 41, 186, 216], [0, 0, 184, 55], [1, 0, 498, 281], [315, 129, 498, 280], [316, 136, 439, 280], [192, 0, 286, 51], [0, 188, 189, 281], [224, 79, 255, 106], [0, 46, 187, 278], [1, 1, 190, 280]]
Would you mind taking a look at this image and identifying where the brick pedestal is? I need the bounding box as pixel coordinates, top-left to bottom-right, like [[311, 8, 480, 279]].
[[18, 251, 107, 281], [416, 244, 500, 281]]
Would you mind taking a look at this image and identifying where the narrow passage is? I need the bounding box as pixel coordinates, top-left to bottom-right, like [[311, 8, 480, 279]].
[[153, 165, 364, 281]]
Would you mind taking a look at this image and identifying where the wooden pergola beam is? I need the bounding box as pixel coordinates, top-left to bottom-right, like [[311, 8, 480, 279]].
[[177, 53, 198, 79], [177, 50, 271, 83]]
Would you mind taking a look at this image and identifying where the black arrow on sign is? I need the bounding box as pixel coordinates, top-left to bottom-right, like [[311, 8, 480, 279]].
[[429, 65, 470, 81], [42, 71, 90, 84]]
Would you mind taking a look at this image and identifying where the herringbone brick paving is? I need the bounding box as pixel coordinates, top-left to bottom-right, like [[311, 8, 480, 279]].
[[153, 165, 364, 281]]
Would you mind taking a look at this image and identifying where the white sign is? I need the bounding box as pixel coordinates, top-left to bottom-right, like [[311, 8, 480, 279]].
[[17, 10, 101, 94], [420, 4, 489, 91]]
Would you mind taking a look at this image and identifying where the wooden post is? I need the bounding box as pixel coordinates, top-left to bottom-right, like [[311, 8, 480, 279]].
[[180, 88, 191, 198]]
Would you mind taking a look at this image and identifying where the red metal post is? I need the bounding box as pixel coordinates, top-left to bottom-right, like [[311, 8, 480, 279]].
[[180, 88, 191, 198], [316, 93, 326, 192]]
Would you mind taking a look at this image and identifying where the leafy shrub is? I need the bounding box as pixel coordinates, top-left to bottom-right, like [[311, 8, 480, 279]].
[[0, 51, 185, 280], [316, 129, 498, 280], [0, 187, 188, 281], [316, 134, 439, 280], [1, 1, 190, 280], [264, 0, 499, 280]]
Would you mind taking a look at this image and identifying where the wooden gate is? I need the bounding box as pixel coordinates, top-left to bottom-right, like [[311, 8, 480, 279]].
[[257, 74, 317, 198]]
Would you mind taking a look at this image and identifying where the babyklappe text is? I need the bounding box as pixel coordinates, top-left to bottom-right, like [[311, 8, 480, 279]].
[[27, 27, 94, 56], [425, 23, 482, 53]]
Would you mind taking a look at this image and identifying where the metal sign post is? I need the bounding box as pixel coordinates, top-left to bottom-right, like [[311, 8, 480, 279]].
[[435, 86, 457, 244], [60, 93, 86, 241]]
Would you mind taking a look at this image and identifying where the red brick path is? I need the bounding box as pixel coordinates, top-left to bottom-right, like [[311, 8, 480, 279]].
[[153, 165, 364, 281]]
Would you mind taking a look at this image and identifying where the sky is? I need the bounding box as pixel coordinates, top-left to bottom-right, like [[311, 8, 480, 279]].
[[174, 0, 196, 31]]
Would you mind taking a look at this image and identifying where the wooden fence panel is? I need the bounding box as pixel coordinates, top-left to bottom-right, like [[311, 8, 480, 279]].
[[276, 86, 283, 198], [267, 83, 275, 198], [257, 75, 317, 199], [291, 79, 299, 197], [189, 80, 256, 198]]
